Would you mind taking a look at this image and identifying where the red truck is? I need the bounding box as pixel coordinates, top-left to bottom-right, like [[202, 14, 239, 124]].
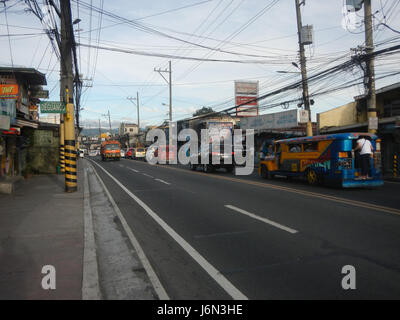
[[101, 140, 121, 161]]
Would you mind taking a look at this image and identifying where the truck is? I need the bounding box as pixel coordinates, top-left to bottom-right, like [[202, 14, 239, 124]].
[[100, 140, 121, 161]]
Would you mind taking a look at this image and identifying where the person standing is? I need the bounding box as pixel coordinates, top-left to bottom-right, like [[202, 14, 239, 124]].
[[354, 136, 374, 179]]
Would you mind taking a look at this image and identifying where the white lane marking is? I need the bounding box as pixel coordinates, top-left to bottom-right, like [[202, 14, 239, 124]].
[[129, 168, 139, 173], [225, 205, 298, 234], [91, 160, 248, 300], [119, 164, 124, 168], [88, 161, 169, 300], [155, 178, 171, 185], [142, 173, 154, 178]]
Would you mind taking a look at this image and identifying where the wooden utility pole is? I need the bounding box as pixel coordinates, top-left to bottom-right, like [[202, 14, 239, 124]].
[[364, 0, 377, 134], [60, 0, 77, 192], [295, 0, 313, 137], [154, 61, 172, 146]]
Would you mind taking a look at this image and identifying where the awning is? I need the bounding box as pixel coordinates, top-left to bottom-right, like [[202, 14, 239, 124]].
[[16, 119, 39, 129]]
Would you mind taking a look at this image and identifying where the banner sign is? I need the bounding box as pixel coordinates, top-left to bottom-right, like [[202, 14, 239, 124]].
[[40, 101, 67, 114], [240, 109, 300, 130], [235, 81, 259, 117], [31, 89, 49, 99], [0, 84, 19, 99]]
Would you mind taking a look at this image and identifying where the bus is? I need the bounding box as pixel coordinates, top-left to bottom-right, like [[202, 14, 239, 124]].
[[258, 133, 383, 188]]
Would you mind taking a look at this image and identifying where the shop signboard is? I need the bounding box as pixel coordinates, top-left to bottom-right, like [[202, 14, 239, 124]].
[[235, 81, 259, 117], [0, 99, 16, 124], [240, 109, 299, 130], [40, 101, 67, 114], [0, 84, 18, 99], [31, 89, 49, 99], [0, 115, 10, 130]]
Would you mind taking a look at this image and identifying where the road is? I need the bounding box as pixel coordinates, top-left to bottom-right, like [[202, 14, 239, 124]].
[[87, 156, 400, 299]]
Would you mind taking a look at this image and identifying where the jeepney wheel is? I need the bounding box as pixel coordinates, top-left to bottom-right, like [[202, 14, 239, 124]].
[[306, 169, 319, 186], [260, 165, 271, 179]]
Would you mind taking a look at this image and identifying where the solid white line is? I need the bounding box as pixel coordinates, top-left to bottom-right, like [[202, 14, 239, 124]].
[[129, 168, 139, 173], [225, 205, 298, 234], [155, 178, 171, 185], [90, 160, 248, 300], [88, 160, 169, 300]]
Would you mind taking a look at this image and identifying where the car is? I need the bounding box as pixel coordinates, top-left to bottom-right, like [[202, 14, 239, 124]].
[[79, 149, 85, 158], [134, 147, 146, 160], [189, 142, 235, 173], [88, 150, 97, 157], [126, 147, 135, 159], [120, 149, 125, 158]]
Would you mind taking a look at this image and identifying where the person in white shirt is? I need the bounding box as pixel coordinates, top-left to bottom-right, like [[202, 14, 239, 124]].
[[354, 136, 374, 179]]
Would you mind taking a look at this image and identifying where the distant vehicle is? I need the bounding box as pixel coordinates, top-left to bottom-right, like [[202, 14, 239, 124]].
[[189, 142, 235, 173], [100, 140, 121, 161], [258, 132, 383, 188], [120, 149, 125, 158], [134, 147, 146, 160], [88, 150, 97, 157], [79, 149, 85, 158], [126, 147, 135, 159]]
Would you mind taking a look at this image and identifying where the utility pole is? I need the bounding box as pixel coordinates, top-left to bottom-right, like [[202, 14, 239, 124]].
[[59, 115, 65, 173], [127, 92, 140, 129], [107, 110, 112, 134], [154, 61, 172, 146], [364, 0, 377, 134], [295, 0, 313, 137], [60, 0, 77, 192], [98, 118, 101, 136]]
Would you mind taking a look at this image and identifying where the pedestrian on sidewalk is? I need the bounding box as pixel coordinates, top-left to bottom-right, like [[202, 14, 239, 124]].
[[354, 135, 374, 180]]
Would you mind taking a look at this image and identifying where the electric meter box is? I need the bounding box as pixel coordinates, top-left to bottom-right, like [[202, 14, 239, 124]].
[[300, 25, 313, 45]]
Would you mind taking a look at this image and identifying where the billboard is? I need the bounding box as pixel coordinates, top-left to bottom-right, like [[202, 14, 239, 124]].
[[0, 84, 18, 99], [235, 81, 259, 117], [240, 109, 304, 130]]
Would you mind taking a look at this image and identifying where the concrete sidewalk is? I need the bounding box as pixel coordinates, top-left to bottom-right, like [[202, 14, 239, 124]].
[[0, 159, 160, 300], [0, 165, 84, 299]]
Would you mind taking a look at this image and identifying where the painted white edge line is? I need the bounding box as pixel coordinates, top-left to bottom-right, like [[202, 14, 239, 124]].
[[88, 160, 169, 300], [129, 168, 139, 173], [90, 160, 248, 300], [225, 205, 298, 234], [155, 178, 171, 185], [82, 167, 102, 300]]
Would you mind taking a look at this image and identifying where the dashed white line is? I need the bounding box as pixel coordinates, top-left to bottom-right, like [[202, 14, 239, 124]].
[[129, 168, 139, 173], [155, 179, 171, 185], [225, 205, 298, 234], [142, 173, 154, 178]]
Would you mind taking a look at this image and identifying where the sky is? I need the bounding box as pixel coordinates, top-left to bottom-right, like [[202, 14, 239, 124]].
[[1, 0, 400, 129]]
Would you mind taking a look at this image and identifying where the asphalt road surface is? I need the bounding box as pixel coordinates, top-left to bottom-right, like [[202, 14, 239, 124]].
[[87, 156, 400, 299]]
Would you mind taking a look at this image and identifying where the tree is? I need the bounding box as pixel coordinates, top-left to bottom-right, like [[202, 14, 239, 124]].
[[193, 106, 214, 117]]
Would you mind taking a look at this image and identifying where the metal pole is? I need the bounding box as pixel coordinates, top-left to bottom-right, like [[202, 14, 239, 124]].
[[108, 110, 112, 134], [295, 0, 312, 137], [60, 0, 77, 192], [137, 91, 140, 130], [169, 61, 172, 146], [364, 0, 377, 134]]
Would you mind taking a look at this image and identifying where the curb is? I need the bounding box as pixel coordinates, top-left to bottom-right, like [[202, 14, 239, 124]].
[[86, 159, 169, 300], [82, 165, 102, 300]]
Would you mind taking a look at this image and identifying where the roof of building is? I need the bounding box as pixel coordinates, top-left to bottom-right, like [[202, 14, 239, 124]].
[[274, 132, 377, 144], [0, 67, 47, 85]]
